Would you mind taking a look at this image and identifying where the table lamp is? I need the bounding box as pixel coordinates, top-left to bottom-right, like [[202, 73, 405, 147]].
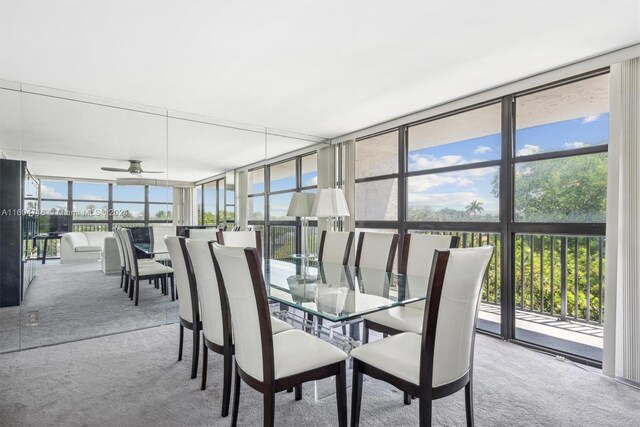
[[286, 192, 316, 257], [311, 188, 350, 232]]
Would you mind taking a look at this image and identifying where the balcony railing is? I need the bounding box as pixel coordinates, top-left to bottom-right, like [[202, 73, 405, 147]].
[[411, 231, 605, 326]]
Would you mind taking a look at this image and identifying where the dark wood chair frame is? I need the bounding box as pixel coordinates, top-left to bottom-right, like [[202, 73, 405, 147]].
[[351, 249, 482, 427], [354, 232, 400, 272], [211, 247, 348, 427], [318, 230, 355, 265], [173, 237, 203, 381]]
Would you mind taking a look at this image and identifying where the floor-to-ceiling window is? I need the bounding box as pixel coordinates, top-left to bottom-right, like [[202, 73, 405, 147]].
[[352, 70, 609, 364], [247, 153, 318, 260], [196, 177, 235, 228]]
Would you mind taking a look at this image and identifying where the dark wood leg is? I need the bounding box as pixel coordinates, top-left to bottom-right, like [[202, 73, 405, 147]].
[[419, 396, 432, 427], [404, 392, 412, 405], [178, 325, 184, 361], [287, 388, 293, 393], [129, 276, 134, 299], [201, 342, 208, 391], [123, 273, 129, 292], [295, 384, 302, 401], [231, 367, 241, 427], [350, 361, 363, 427], [120, 269, 124, 288], [154, 277, 158, 289], [336, 362, 347, 427], [362, 322, 369, 344], [134, 277, 140, 306], [221, 348, 233, 417], [191, 327, 199, 379], [264, 391, 275, 427], [465, 379, 474, 427], [170, 274, 175, 301]]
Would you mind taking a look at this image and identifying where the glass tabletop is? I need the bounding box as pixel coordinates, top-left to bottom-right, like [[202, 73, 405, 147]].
[[133, 242, 168, 256], [263, 258, 429, 322]]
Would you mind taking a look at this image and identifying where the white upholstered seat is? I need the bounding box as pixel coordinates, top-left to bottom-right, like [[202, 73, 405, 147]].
[[211, 243, 348, 426], [188, 228, 218, 241], [362, 306, 424, 334], [350, 246, 494, 427], [150, 225, 175, 262], [355, 231, 399, 272], [318, 231, 354, 264]]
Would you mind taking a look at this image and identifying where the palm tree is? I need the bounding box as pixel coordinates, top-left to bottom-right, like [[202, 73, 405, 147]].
[[466, 200, 484, 217]]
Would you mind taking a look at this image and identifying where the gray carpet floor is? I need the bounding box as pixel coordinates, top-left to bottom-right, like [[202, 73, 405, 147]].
[[0, 261, 178, 353], [1, 324, 638, 427]]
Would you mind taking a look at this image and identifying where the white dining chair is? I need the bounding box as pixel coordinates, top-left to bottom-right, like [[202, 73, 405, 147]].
[[354, 231, 400, 272], [350, 246, 494, 427], [318, 231, 354, 265], [113, 228, 156, 293], [362, 234, 460, 342], [150, 224, 175, 263], [165, 236, 200, 380], [211, 243, 349, 427], [187, 228, 218, 241], [185, 239, 293, 416], [216, 230, 262, 259]]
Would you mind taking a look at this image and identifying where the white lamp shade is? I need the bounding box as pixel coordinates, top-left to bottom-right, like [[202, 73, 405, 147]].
[[286, 192, 316, 217], [311, 188, 350, 218]]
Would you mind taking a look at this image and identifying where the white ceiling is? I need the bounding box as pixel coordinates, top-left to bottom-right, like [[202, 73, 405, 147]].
[[0, 1, 638, 181]]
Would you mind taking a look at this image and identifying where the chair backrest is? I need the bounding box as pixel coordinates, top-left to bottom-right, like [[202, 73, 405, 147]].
[[165, 236, 197, 324], [216, 230, 262, 259], [401, 234, 459, 276], [113, 228, 126, 268], [185, 239, 227, 346], [318, 231, 354, 265], [188, 228, 218, 241], [420, 246, 493, 389], [355, 232, 399, 272], [121, 229, 140, 276], [212, 244, 274, 383], [150, 225, 176, 252]]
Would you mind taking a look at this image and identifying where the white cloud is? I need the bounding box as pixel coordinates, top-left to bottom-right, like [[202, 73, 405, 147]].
[[563, 141, 590, 149], [409, 154, 468, 170], [517, 144, 541, 156], [582, 114, 600, 123], [474, 145, 492, 154], [304, 176, 318, 186], [408, 174, 473, 193], [40, 184, 63, 199], [78, 194, 102, 201]]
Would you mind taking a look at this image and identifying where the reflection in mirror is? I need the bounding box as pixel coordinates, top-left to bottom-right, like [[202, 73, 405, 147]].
[[0, 87, 173, 351]]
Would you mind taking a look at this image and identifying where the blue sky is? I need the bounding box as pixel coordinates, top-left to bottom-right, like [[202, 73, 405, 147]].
[[406, 113, 609, 215]]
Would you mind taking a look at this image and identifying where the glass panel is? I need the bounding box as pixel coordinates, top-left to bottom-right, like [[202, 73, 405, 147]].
[[355, 179, 398, 221], [270, 159, 296, 192], [112, 202, 145, 220], [356, 131, 398, 179], [249, 168, 265, 194], [203, 181, 217, 225], [514, 153, 607, 223], [72, 201, 109, 220], [407, 167, 500, 222], [148, 186, 173, 203], [515, 74, 609, 156], [40, 199, 68, 215], [72, 223, 109, 232], [72, 182, 108, 201], [301, 153, 318, 187], [218, 179, 225, 214], [249, 196, 265, 220], [112, 185, 144, 201], [40, 179, 68, 199], [149, 203, 173, 221], [269, 192, 293, 220], [224, 205, 235, 225], [269, 225, 296, 260], [408, 104, 501, 172]]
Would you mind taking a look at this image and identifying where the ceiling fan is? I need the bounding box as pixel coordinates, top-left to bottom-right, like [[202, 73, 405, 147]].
[[101, 160, 164, 175]]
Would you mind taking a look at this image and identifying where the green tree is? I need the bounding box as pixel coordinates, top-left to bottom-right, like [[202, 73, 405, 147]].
[[465, 200, 484, 217]]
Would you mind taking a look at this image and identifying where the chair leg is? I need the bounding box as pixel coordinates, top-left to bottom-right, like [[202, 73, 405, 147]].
[[362, 323, 369, 344], [178, 325, 184, 361], [295, 384, 302, 401], [170, 275, 175, 301], [221, 347, 233, 417], [120, 270, 124, 288], [336, 362, 347, 427], [134, 277, 140, 306], [404, 392, 412, 405], [465, 379, 474, 427], [231, 367, 241, 427], [191, 327, 199, 379], [201, 342, 208, 391], [419, 396, 432, 427], [123, 273, 128, 292], [264, 392, 275, 427], [350, 361, 363, 427]]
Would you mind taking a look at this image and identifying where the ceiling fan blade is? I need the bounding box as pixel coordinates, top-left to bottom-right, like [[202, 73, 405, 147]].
[[101, 167, 130, 172], [141, 170, 165, 174]]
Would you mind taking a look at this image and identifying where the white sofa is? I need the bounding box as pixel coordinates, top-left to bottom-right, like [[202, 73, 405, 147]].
[[60, 231, 113, 263]]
